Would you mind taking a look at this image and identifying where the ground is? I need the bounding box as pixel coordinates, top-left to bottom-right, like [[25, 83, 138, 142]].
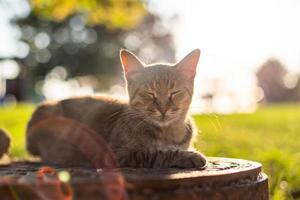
[[0, 103, 299, 200]]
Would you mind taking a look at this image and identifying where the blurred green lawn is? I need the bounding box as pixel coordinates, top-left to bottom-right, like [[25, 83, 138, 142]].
[[0, 103, 299, 200]]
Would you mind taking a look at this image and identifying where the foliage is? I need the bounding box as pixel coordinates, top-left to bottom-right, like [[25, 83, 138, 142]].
[[257, 59, 300, 102], [14, 1, 175, 100], [2, 104, 299, 199], [30, 0, 146, 29]]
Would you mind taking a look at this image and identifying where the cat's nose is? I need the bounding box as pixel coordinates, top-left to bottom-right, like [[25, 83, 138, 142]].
[[156, 105, 168, 116]]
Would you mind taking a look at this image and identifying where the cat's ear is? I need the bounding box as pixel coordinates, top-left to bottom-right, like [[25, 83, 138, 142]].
[[120, 49, 144, 76], [176, 49, 201, 79]]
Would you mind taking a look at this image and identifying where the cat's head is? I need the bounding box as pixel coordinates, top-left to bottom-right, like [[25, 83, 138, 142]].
[[120, 49, 200, 126]]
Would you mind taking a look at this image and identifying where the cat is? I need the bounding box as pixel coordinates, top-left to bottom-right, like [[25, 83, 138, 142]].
[[26, 49, 207, 169]]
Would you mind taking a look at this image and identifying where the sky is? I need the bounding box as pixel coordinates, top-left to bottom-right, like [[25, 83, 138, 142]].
[[149, 0, 300, 73], [0, 0, 30, 58]]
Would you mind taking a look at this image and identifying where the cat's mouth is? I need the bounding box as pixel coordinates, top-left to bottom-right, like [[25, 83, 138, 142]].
[[139, 110, 177, 127], [149, 116, 175, 127]]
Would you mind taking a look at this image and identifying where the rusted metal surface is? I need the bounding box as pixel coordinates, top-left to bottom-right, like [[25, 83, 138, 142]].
[[0, 157, 268, 200]]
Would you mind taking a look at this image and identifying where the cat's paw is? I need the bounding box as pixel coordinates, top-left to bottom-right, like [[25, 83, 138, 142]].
[[171, 151, 207, 169]]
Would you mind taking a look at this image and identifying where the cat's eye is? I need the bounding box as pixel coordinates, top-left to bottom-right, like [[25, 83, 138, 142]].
[[145, 92, 156, 100], [169, 90, 181, 99]]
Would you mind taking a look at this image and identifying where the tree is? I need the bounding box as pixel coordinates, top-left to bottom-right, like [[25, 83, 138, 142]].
[[30, 0, 146, 29], [11, 0, 175, 100], [291, 78, 300, 101], [257, 59, 292, 102]]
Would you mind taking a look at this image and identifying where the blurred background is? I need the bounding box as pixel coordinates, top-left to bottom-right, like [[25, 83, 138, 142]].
[[0, 0, 299, 199]]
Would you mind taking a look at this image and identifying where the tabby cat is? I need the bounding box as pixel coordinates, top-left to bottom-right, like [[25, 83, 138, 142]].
[[26, 49, 207, 169]]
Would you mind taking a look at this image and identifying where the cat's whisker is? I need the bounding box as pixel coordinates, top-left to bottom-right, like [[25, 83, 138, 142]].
[[108, 111, 121, 119], [117, 111, 146, 130], [196, 112, 223, 131], [132, 118, 147, 134]]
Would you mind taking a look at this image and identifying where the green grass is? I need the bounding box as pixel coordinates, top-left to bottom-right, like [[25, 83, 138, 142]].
[[0, 103, 299, 199], [194, 104, 300, 200], [0, 104, 34, 158]]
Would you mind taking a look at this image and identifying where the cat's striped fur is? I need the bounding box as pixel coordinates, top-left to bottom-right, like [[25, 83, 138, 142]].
[[26, 49, 207, 169]]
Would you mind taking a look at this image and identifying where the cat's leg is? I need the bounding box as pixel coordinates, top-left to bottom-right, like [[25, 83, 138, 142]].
[[27, 131, 92, 167], [117, 148, 207, 169], [27, 117, 118, 168]]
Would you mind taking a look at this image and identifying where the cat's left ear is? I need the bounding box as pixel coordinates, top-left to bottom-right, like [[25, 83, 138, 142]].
[[120, 49, 144, 77], [176, 49, 201, 79]]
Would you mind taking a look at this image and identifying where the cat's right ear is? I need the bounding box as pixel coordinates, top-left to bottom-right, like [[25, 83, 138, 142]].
[[176, 49, 201, 80], [120, 49, 144, 77]]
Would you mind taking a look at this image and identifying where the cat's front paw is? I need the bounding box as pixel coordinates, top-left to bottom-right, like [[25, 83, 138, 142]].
[[171, 151, 207, 169]]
